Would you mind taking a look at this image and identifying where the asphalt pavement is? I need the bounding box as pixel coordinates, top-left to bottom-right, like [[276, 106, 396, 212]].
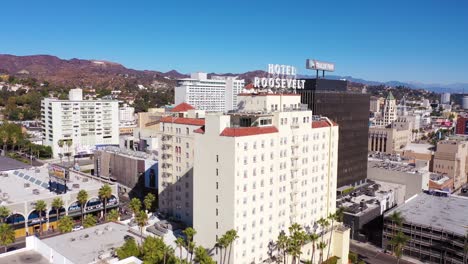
[[350, 240, 420, 264]]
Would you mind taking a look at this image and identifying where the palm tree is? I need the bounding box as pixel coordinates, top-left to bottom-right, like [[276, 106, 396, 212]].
[[83, 214, 97, 228], [276, 230, 289, 264], [175, 237, 185, 260], [57, 140, 64, 164], [0, 223, 15, 253], [225, 229, 239, 264], [129, 198, 141, 217], [390, 231, 409, 263], [326, 213, 337, 260], [65, 140, 73, 163], [309, 233, 320, 264], [57, 216, 74, 233], [98, 184, 113, 221], [161, 243, 173, 264], [388, 211, 405, 252], [183, 227, 197, 262], [216, 235, 228, 264], [143, 193, 156, 213], [135, 210, 148, 245], [317, 242, 327, 264], [288, 223, 307, 263], [0, 206, 10, 223], [317, 217, 329, 244], [194, 245, 216, 264], [77, 190, 89, 226], [335, 207, 345, 223], [107, 209, 119, 222], [51, 197, 64, 222], [34, 200, 47, 236]]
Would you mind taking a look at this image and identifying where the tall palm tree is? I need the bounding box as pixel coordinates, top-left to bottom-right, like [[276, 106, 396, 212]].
[[390, 231, 409, 263], [51, 197, 64, 222], [143, 193, 156, 213], [57, 140, 64, 164], [0, 223, 15, 253], [66, 140, 73, 163], [175, 237, 185, 260], [309, 233, 320, 264], [317, 217, 329, 244], [389, 211, 405, 252], [34, 200, 47, 236], [317, 242, 327, 264], [276, 230, 289, 264], [288, 223, 307, 263], [0, 206, 10, 223], [326, 213, 337, 260], [77, 189, 88, 226], [135, 210, 148, 245], [226, 229, 239, 264], [183, 227, 197, 262], [98, 184, 113, 221], [129, 197, 141, 217], [216, 235, 228, 264]]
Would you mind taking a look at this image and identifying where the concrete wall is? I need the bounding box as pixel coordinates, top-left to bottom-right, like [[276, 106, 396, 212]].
[[26, 236, 73, 264]]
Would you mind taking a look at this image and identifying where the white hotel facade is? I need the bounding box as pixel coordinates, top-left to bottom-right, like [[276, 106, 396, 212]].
[[193, 94, 349, 264], [175, 72, 245, 112], [41, 88, 119, 158]]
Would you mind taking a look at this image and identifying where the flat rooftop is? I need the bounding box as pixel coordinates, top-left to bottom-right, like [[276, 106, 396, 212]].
[[0, 156, 31, 172], [0, 166, 106, 205], [388, 193, 468, 236], [403, 143, 434, 154], [0, 249, 49, 264], [41, 222, 135, 264]]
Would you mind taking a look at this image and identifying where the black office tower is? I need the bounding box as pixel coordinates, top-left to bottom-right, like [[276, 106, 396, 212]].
[[298, 79, 370, 187]]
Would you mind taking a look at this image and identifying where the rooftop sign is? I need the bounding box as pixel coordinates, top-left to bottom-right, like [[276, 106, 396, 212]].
[[253, 64, 305, 89], [306, 59, 335, 72]]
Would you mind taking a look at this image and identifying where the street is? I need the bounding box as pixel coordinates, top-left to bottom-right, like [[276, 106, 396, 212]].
[[350, 240, 419, 264]]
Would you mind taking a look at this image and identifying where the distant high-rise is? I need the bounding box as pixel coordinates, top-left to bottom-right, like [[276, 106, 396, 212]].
[[298, 79, 369, 187], [440, 92, 451, 104], [175, 72, 245, 112], [376, 92, 397, 127]]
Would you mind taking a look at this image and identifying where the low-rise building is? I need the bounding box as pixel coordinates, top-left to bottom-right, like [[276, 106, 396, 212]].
[[368, 126, 410, 154], [383, 193, 468, 264], [433, 139, 468, 190]]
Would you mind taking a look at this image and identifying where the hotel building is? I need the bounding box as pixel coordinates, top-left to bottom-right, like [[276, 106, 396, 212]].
[[193, 93, 349, 264], [41, 88, 119, 158], [175, 72, 245, 112]]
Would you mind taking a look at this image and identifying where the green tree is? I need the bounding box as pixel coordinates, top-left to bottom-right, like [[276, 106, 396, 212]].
[[388, 211, 405, 252], [135, 210, 148, 245], [225, 229, 239, 264], [326, 213, 337, 260], [34, 200, 47, 235], [98, 184, 113, 221], [51, 197, 64, 221], [0, 206, 10, 223], [175, 237, 185, 260], [194, 245, 216, 264], [287, 223, 307, 264], [57, 140, 64, 164], [57, 216, 74, 233], [0, 223, 15, 253], [143, 193, 156, 212], [317, 242, 327, 264], [317, 217, 330, 244], [77, 190, 88, 226], [216, 235, 228, 264], [141, 236, 176, 264], [0, 130, 8, 155], [116, 237, 140, 260], [276, 230, 289, 264], [348, 252, 358, 264], [309, 233, 320, 264], [183, 227, 197, 263], [65, 140, 73, 163], [130, 197, 142, 216], [107, 209, 119, 222], [83, 214, 97, 228], [390, 231, 409, 263]]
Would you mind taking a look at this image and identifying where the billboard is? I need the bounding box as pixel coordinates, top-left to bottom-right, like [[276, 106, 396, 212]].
[[306, 59, 335, 72], [48, 165, 70, 181]]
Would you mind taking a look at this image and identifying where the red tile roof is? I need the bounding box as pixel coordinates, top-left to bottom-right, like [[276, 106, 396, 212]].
[[194, 126, 205, 134], [171, 102, 195, 112], [160, 116, 205, 126], [312, 120, 338, 128], [244, 83, 255, 89], [220, 126, 279, 137]]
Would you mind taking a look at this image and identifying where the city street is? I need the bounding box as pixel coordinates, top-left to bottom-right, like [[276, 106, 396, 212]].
[[350, 240, 421, 264]]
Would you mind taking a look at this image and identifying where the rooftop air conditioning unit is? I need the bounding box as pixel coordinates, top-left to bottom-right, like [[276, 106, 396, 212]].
[[24, 183, 31, 188]]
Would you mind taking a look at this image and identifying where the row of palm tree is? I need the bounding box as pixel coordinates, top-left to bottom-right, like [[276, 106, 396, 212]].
[[57, 139, 73, 164], [274, 208, 345, 264], [215, 229, 239, 264]]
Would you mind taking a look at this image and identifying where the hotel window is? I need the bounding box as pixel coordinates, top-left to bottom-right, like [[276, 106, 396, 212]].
[[216, 168, 218, 176]]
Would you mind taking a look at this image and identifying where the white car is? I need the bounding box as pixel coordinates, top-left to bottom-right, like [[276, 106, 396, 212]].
[[72, 225, 84, 231]]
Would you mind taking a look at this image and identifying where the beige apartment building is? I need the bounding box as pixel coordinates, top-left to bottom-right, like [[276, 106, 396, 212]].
[[368, 126, 410, 154], [156, 103, 205, 226], [433, 139, 468, 190], [193, 94, 349, 264]]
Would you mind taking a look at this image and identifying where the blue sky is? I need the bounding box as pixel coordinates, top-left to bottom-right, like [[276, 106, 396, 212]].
[[2, 0, 468, 84]]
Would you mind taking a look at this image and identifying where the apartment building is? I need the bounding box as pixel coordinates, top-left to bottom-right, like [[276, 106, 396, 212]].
[[433, 139, 468, 190], [156, 103, 205, 226], [175, 72, 245, 112], [193, 93, 349, 264], [41, 88, 119, 158]]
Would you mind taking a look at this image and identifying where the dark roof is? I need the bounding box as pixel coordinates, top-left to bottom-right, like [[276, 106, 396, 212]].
[[0, 156, 31, 171]]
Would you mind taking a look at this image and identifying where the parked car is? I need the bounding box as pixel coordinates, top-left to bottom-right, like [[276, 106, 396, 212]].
[[72, 225, 84, 231]]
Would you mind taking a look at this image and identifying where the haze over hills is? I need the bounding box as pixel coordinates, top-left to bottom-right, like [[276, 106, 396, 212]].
[[0, 54, 466, 92]]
